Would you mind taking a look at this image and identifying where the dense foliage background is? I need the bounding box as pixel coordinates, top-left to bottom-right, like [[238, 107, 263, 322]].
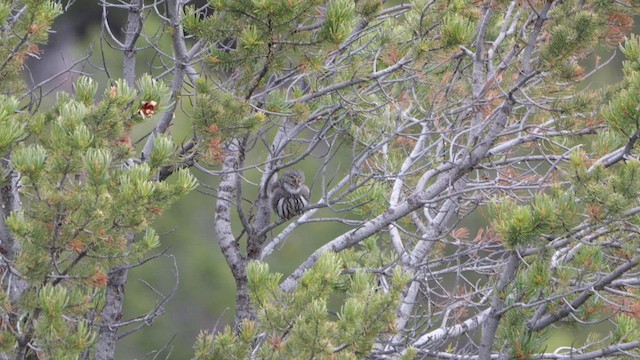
[[2, 0, 640, 359]]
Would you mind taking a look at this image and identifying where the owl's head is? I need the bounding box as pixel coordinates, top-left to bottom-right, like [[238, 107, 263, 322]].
[[281, 169, 306, 194]]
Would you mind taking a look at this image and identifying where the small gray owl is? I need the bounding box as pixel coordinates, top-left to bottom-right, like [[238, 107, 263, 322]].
[[270, 169, 310, 220]]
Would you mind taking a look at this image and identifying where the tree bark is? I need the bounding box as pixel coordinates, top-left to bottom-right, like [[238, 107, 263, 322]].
[[478, 252, 521, 359], [215, 140, 253, 325], [94, 265, 129, 360], [1, 163, 29, 360]]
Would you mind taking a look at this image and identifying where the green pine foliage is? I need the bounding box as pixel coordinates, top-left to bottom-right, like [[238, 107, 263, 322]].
[[489, 191, 579, 248], [487, 34, 640, 355], [193, 79, 266, 162], [320, 0, 356, 44], [183, 0, 640, 357], [612, 314, 640, 343], [4, 0, 640, 357], [571, 154, 640, 219], [604, 35, 640, 136], [346, 181, 389, 217], [0, 74, 197, 357], [194, 249, 410, 360], [185, 0, 331, 88], [0, 0, 61, 92], [499, 309, 547, 360]]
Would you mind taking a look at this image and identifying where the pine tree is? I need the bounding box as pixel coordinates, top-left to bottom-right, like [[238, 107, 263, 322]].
[[0, 1, 197, 359], [2, 0, 640, 359]]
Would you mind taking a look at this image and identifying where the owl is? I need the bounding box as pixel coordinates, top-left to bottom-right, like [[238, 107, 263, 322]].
[[270, 169, 310, 220]]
